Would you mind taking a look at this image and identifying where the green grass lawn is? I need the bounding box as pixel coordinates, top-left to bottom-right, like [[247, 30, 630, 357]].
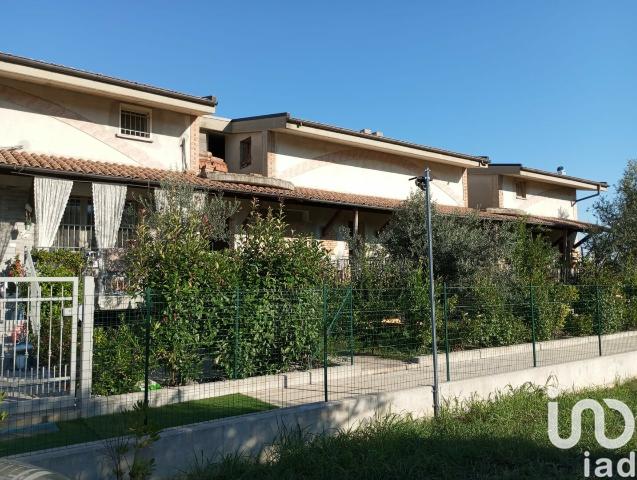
[[0, 393, 274, 457], [181, 379, 637, 480]]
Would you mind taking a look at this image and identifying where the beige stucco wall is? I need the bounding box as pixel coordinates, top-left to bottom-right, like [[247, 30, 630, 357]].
[[0, 77, 195, 171], [224, 132, 268, 175], [500, 176, 578, 219], [270, 133, 466, 206]]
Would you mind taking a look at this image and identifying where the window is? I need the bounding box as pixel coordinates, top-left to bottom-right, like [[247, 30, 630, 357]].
[[119, 105, 151, 139], [515, 181, 527, 199], [207, 132, 226, 160], [54, 198, 96, 249], [117, 201, 138, 248], [54, 197, 138, 250], [240, 137, 252, 168]]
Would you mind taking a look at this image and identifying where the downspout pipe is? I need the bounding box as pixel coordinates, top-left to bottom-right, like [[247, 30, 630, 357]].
[[572, 185, 602, 206]]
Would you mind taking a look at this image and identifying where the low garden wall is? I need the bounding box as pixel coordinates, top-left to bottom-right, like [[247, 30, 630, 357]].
[[10, 348, 637, 479], [4, 329, 637, 430]]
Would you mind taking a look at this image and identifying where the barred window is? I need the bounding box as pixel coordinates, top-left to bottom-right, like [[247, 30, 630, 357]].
[[54, 198, 138, 250], [54, 198, 96, 249], [120, 105, 151, 139], [515, 181, 527, 199]]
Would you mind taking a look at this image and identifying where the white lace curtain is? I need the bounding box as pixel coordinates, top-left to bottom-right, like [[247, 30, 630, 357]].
[[34, 176, 73, 248], [24, 248, 41, 334], [92, 183, 127, 249], [154, 188, 168, 211]]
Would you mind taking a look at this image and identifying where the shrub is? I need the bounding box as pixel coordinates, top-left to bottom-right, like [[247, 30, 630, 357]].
[[571, 260, 637, 335], [0, 392, 6, 424], [126, 182, 239, 385], [92, 321, 146, 395], [532, 284, 578, 340], [217, 206, 332, 377], [27, 249, 87, 371], [347, 242, 432, 356], [380, 191, 517, 284], [31, 249, 87, 278], [453, 279, 529, 349]]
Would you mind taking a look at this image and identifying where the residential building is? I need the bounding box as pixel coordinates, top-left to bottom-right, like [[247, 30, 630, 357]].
[[468, 164, 607, 265], [198, 112, 490, 256], [468, 163, 607, 220], [0, 52, 608, 285]]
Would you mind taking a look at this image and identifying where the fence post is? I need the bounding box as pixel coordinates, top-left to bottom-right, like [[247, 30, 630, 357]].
[[530, 285, 537, 368], [69, 279, 79, 397], [596, 285, 603, 356], [234, 287, 241, 379], [348, 285, 354, 366], [143, 288, 152, 420], [323, 285, 328, 403], [443, 283, 450, 382], [79, 276, 95, 402]]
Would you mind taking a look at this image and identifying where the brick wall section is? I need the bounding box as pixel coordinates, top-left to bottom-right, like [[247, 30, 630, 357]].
[[498, 175, 504, 208], [189, 116, 201, 173], [267, 131, 276, 177], [319, 239, 349, 259], [462, 168, 469, 207], [0, 182, 34, 271]]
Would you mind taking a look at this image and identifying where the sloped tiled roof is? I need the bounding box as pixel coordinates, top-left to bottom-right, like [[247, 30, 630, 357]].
[[0, 149, 400, 210], [0, 149, 598, 231], [434, 204, 598, 231]]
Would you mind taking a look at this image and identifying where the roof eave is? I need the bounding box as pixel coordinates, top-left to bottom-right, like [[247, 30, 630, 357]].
[[281, 119, 485, 168], [0, 53, 216, 115], [230, 113, 488, 168], [481, 164, 607, 191]]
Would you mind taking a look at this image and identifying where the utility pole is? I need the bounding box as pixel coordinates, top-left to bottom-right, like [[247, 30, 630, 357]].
[[412, 168, 440, 417]]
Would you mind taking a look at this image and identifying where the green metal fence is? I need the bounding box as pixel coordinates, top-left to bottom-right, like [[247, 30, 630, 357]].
[[2, 283, 637, 457]]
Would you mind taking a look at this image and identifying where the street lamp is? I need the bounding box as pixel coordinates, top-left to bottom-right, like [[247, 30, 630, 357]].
[[411, 167, 440, 417]]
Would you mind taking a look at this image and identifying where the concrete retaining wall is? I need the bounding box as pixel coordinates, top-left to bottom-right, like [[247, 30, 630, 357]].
[[416, 329, 637, 364], [11, 329, 636, 427], [10, 349, 637, 480]]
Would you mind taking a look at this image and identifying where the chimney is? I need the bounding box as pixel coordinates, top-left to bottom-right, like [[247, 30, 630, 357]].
[[360, 128, 372, 135], [371, 131, 383, 137]]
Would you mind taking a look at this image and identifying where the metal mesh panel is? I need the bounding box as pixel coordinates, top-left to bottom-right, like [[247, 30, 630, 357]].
[[2, 281, 637, 457]]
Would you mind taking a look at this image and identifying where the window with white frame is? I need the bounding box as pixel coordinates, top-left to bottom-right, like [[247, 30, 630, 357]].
[[119, 104, 152, 139]]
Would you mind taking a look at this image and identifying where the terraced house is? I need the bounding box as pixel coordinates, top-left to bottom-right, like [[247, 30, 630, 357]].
[[0, 52, 607, 287]]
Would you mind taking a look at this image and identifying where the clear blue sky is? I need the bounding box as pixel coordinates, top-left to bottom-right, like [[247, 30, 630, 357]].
[[2, 0, 635, 222]]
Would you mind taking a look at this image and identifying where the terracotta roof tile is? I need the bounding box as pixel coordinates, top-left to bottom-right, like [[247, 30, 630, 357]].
[[0, 149, 598, 231], [0, 149, 399, 210], [434, 204, 598, 231]]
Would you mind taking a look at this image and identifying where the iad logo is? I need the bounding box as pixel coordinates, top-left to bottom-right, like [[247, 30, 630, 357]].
[[548, 399, 635, 449], [548, 399, 637, 478]]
